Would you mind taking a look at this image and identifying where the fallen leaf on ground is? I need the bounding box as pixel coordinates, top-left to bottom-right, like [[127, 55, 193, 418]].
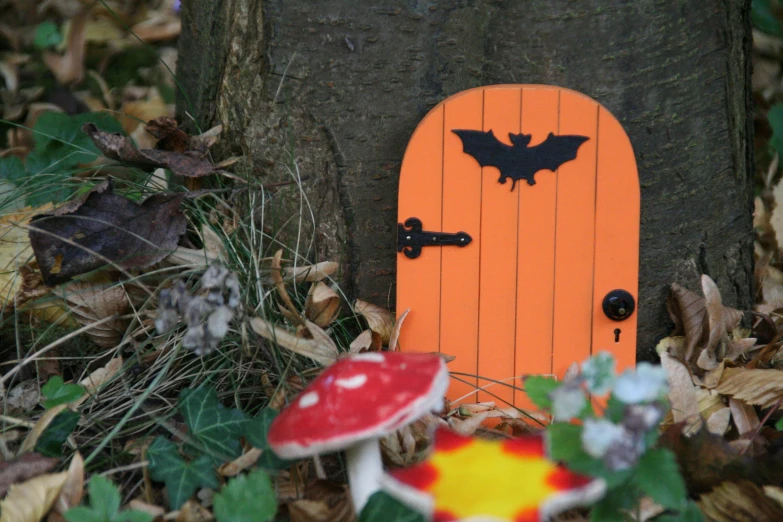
[[48, 451, 84, 522], [82, 123, 220, 178], [698, 480, 783, 521], [28, 180, 187, 285], [270, 250, 305, 326], [78, 356, 123, 398], [728, 398, 759, 437], [349, 329, 382, 353], [7, 380, 41, 414], [716, 368, 783, 409], [43, 10, 86, 84], [249, 317, 337, 366], [660, 351, 701, 434], [388, 308, 410, 351], [57, 279, 130, 347], [355, 299, 394, 343], [0, 471, 67, 522], [218, 448, 262, 477], [304, 282, 340, 327], [0, 453, 59, 498], [285, 261, 339, 283]]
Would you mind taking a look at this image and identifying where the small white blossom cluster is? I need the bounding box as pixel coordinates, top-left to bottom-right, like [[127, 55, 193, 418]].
[[155, 264, 241, 356], [550, 353, 670, 471]]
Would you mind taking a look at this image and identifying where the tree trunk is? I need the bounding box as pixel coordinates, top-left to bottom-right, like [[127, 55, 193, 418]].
[[177, 0, 754, 360]]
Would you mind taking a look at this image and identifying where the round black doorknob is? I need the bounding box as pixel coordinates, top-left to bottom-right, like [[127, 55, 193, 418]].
[[602, 289, 635, 321]]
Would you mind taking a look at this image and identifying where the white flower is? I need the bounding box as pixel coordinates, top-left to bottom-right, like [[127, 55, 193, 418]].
[[581, 352, 616, 395], [613, 363, 668, 404], [581, 418, 627, 459], [551, 382, 587, 422]]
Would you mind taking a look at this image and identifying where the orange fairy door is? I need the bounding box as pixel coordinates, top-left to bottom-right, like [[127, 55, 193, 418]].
[[396, 85, 639, 411]]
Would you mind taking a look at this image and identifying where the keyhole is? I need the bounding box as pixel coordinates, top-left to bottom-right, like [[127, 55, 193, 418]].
[[614, 328, 621, 343]]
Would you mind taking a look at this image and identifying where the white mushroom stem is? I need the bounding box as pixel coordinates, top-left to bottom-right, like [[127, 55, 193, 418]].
[[345, 437, 383, 513]]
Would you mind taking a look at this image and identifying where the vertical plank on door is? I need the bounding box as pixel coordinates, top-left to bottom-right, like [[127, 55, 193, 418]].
[[592, 107, 640, 373], [476, 86, 521, 407], [551, 92, 599, 377], [515, 87, 559, 408], [396, 106, 444, 356], [441, 90, 483, 405]]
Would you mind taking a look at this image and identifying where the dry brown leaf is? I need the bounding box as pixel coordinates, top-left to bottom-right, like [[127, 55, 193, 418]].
[[772, 178, 783, 253], [43, 9, 86, 85], [19, 404, 69, 454], [697, 346, 720, 371], [760, 265, 783, 308], [388, 308, 410, 352], [698, 480, 783, 521], [764, 486, 783, 510], [130, 10, 181, 42], [729, 398, 760, 437], [48, 452, 83, 522], [702, 360, 726, 389], [285, 261, 339, 283], [660, 351, 701, 433], [716, 368, 783, 409], [703, 274, 728, 353], [218, 448, 262, 477], [271, 250, 305, 326], [174, 499, 212, 522], [0, 454, 59, 498], [304, 282, 340, 328], [165, 246, 218, 267], [249, 317, 337, 366], [0, 472, 68, 522], [669, 283, 706, 360], [127, 500, 165, 519], [200, 225, 227, 263], [7, 380, 40, 414], [725, 338, 759, 362], [348, 329, 381, 353], [78, 357, 123, 396], [286, 482, 353, 522], [117, 96, 169, 137], [449, 411, 491, 435], [706, 407, 731, 436], [355, 299, 394, 343], [58, 280, 129, 348]]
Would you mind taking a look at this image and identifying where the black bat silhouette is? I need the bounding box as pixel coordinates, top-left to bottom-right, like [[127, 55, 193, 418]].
[[452, 129, 589, 190]]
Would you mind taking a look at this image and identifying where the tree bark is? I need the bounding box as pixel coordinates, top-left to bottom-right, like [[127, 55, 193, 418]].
[[177, 0, 754, 360]]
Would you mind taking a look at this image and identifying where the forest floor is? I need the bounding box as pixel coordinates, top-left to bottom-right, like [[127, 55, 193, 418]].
[[0, 1, 783, 522]]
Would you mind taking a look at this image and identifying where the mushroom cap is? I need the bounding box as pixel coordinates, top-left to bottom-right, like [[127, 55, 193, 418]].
[[268, 351, 449, 459], [381, 427, 606, 522]]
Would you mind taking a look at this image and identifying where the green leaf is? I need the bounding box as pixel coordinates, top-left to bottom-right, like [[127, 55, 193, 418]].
[[753, 0, 783, 36], [35, 410, 79, 457], [34, 21, 62, 49], [213, 469, 277, 522], [88, 476, 121, 520], [245, 409, 295, 470], [64, 476, 153, 522], [655, 501, 705, 522], [603, 395, 627, 424], [523, 375, 559, 410], [588, 483, 637, 522], [65, 507, 103, 522], [0, 156, 25, 182], [180, 387, 247, 461], [32, 112, 123, 167], [359, 492, 425, 522], [42, 376, 87, 408], [633, 448, 687, 510], [147, 436, 219, 509], [775, 416, 783, 431]]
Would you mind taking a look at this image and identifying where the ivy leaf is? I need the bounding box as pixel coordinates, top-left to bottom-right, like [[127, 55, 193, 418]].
[[633, 448, 687, 510], [147, 436, 219, 509], [42, 376, 86, 408], [35, 410, 79, 457], [180, 387, 246, 461], [245, 409, 295, 470], [64, 475, 153, 522], [523, 375, 559, 410], [213, 469, 276, 522], [359, 492, 425, 522]]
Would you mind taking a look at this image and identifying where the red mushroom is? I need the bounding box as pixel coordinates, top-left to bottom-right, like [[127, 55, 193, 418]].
[[267, 351, 449, 512], [381, 427, 606, 522]]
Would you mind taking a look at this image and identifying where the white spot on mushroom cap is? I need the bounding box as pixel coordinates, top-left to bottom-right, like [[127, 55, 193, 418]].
[[351, 352, 386, 363], [335, 374, 367, 389], [299, 391, 319, 408]]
